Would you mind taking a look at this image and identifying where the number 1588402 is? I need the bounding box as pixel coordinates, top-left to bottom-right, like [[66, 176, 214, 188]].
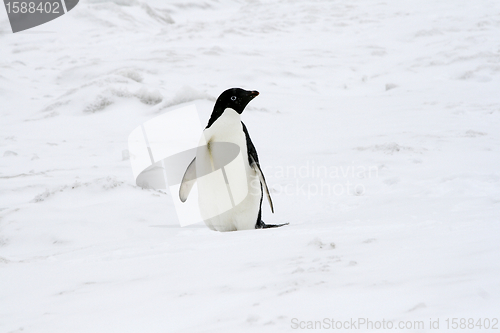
[[5, 2, 61, 14]]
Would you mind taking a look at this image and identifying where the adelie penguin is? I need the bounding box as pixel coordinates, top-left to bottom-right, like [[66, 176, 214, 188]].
[[179, 88, 288, 232]]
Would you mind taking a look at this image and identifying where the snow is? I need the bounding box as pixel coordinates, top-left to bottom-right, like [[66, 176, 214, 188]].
[[1, 0, 499, 332]]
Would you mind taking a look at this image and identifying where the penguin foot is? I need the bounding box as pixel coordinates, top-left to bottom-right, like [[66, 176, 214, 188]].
[[255, 220, 289, 229]]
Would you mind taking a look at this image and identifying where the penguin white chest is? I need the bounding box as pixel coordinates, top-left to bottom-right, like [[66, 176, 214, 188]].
[[208, 112, 242, 143], [196, 108, 260, 231]]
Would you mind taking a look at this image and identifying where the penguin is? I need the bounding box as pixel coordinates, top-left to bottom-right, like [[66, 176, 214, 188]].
[[179, 88, 288, 231]]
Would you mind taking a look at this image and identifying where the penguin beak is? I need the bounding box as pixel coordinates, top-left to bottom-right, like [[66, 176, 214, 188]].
[[249, 90, 259, 98]]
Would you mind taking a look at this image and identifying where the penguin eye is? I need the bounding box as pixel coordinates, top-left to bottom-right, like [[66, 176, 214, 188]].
[[230, 96, 237, 101]]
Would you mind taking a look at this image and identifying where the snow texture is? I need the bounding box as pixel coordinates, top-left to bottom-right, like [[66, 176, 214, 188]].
[[1, 0, 499, 332]]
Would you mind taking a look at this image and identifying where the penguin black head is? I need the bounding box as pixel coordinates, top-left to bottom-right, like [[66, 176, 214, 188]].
[[214, 88, 259, 114], [206, 88, 259, 128]]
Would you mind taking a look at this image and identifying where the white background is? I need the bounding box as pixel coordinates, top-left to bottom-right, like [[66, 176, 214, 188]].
[[1, 0, 499, 332]]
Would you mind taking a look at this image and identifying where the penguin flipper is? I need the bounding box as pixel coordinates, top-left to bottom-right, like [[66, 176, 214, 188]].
[[250, 155, 274, 213], [179, 157, 196, 202]]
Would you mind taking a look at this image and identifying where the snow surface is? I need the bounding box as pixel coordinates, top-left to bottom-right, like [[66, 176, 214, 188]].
[[1, 0, 499, 332]]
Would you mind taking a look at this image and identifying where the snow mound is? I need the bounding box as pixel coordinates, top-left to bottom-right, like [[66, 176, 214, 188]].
[[73, 1, 174, 30], [3, 151, 18, 157], [36, 74, 164, 116], [31, 177, 125, 203], [134, 87, 163, 105], [355, 142, 425, 155], [159, 86, 215, 109]]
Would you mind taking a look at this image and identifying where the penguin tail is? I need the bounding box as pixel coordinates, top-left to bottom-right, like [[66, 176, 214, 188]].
[[255, 220, 289, 229]]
